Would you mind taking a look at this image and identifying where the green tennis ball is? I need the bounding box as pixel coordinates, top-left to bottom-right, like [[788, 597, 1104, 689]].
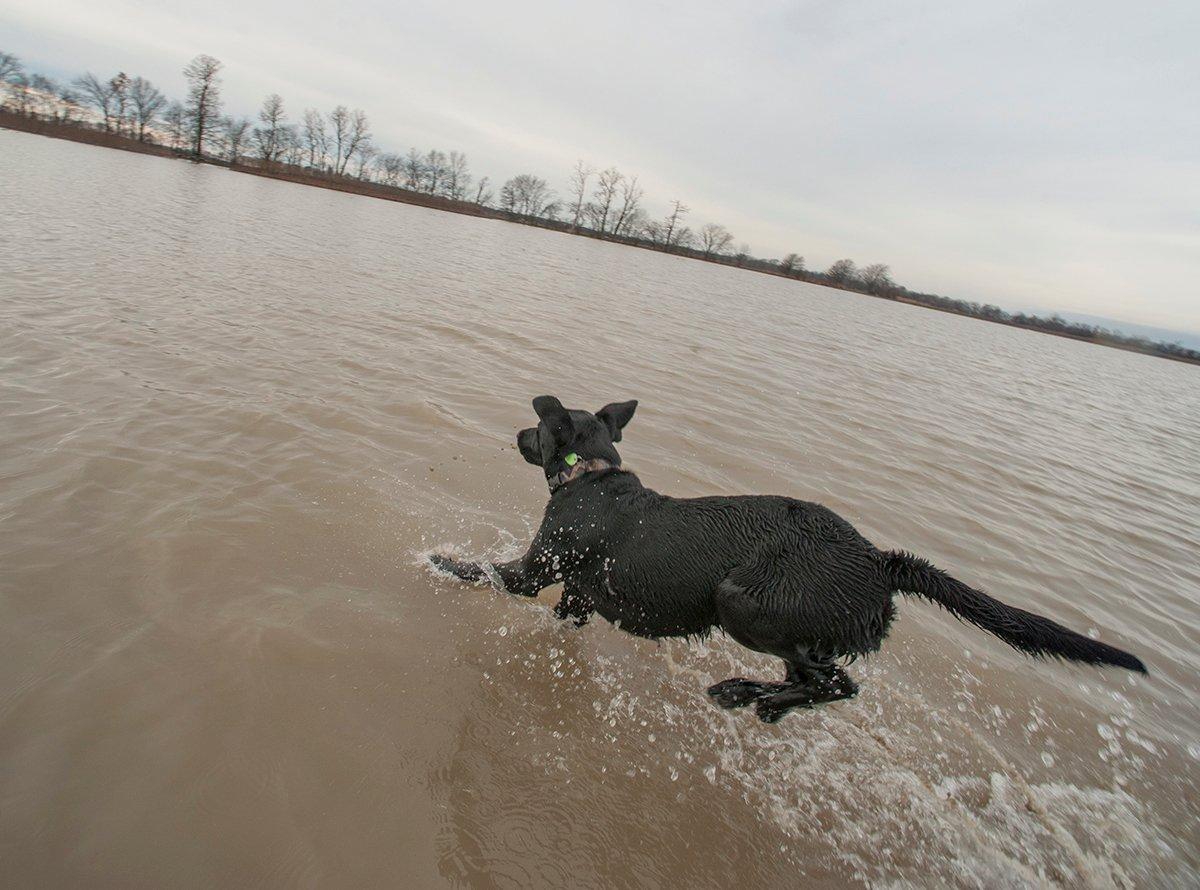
[[564, 452, 579, 467]]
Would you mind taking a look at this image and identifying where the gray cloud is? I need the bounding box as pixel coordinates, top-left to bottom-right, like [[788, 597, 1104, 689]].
[[4, 0, 1198, 329]]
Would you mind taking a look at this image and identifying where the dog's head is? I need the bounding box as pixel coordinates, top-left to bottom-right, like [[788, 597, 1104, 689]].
[[517, 395, 638, 491]]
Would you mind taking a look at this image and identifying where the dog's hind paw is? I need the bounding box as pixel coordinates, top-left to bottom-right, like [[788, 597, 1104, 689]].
[[755, 696, 794, 723], [707, 678, 783, 709], [754, 678, 858, 722]]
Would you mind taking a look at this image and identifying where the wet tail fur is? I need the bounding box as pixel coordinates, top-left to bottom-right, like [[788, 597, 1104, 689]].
[[884, 551, 1146, 673]]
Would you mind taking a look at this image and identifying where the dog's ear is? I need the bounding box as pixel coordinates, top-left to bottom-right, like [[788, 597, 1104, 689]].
[[596, 400, 638, 442], [516, 427, 541, 465], [532, 395, 574, 446]]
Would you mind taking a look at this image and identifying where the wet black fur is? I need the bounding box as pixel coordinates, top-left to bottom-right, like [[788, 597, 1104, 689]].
[[432, 396, 1147, 723]]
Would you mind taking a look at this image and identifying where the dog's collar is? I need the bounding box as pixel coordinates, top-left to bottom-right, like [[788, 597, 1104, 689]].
[[549, 457, 614, 493]]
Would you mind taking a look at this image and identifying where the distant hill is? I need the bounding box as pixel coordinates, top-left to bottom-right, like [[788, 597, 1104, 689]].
[[1038, 311, 1200, 351]]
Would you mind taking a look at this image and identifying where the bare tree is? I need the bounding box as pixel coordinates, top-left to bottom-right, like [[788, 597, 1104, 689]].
[[182, 54, 223, 158], [353, 143, 377, 179], [377, 152, 403, 185], [402, 148, 424, 189], [499, 177, 519, 213], [826, 258, 858, 284], [860, 263, 893, 294], [162, 101, 186, 150], [662, 200, 690, 247], [329, 106, 370, 175], [1, 51, 23, 111], [344, 109, 371, 175], [473, 176, 493, 206], [254, 93, 287, 163], [302, 108, 327, 169], [611, 175, 643, 236], [567, 160, 594, 229], [57, 85, 81, 123], [588, 167, 623, 233], [734, 243, 752, 266], [500, 174, 555, 216], [222, 116, 251, 162], [444, 150, 471, 200], [698, 223, 734, 258], [128, 76, 166, 141], [73, 72, 116, 130], [0, 51, 20, 83], [108, 72, 130, 134], [6, 71, 31, 115], [329, 106, 350, 172], [24, 74, 56, 117], [280, 125, 302, 165], [621, 207, 649, 239], [423, 149, 447, 193], [778, 253, 804, 276]]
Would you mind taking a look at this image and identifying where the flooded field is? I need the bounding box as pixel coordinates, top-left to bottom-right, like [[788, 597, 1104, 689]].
[[1, 128, 1198, 887]]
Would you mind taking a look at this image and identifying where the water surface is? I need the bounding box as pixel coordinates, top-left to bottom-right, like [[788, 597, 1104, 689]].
[[2, 129, 1198, 887]]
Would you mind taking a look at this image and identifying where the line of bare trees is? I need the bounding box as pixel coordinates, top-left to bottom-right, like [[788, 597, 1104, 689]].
[[0, 47, 902, 296], [0, 51, 921, 301], [0, 49, 750, 254], [0, 51, 1092, 300], [4, 48, 1198, 364]]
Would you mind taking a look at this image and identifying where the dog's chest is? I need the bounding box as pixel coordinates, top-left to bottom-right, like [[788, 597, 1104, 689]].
[[547, 486, 719, 638], [574, 556, 714, 640]]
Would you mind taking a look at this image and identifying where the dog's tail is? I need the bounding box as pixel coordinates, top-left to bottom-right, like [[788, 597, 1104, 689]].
[[883, 550, 1146, 673]]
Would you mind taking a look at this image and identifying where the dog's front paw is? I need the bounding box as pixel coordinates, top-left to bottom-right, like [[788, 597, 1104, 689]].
[[429, 554, 484, 582], [553, 597, 592, 627]]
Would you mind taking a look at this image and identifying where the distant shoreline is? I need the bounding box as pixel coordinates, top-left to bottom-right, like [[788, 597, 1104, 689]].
[[4, 110, 1196, 368]]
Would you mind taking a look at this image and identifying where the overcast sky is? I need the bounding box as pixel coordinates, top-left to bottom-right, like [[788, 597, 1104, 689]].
[[4, 0, 1198, 331]]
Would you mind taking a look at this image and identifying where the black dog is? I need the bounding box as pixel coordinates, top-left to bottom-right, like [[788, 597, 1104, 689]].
[[432, 396, 1146, 723]]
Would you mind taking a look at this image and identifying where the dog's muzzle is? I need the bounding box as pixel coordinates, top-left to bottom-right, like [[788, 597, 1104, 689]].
[[549, 458, 613, 493]]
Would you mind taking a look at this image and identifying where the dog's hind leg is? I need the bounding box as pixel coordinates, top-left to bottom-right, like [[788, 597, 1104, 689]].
[[711, 574, 861, 720], [708, 577, 794, 708], [754, 655, 858, 723]]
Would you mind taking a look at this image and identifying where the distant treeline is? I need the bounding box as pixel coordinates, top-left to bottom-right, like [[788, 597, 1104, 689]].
[[2, 49, 1196, 366]]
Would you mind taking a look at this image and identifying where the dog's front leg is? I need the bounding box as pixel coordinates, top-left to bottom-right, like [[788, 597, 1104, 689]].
[[553, 584, 594, 626], [428, 554, 488, 583], [430, 548, 554, 598], [486, 556, 546, 597]]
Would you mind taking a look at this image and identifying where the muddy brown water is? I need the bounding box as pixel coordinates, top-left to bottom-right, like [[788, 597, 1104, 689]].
[[2, 129, 1198, 888]]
